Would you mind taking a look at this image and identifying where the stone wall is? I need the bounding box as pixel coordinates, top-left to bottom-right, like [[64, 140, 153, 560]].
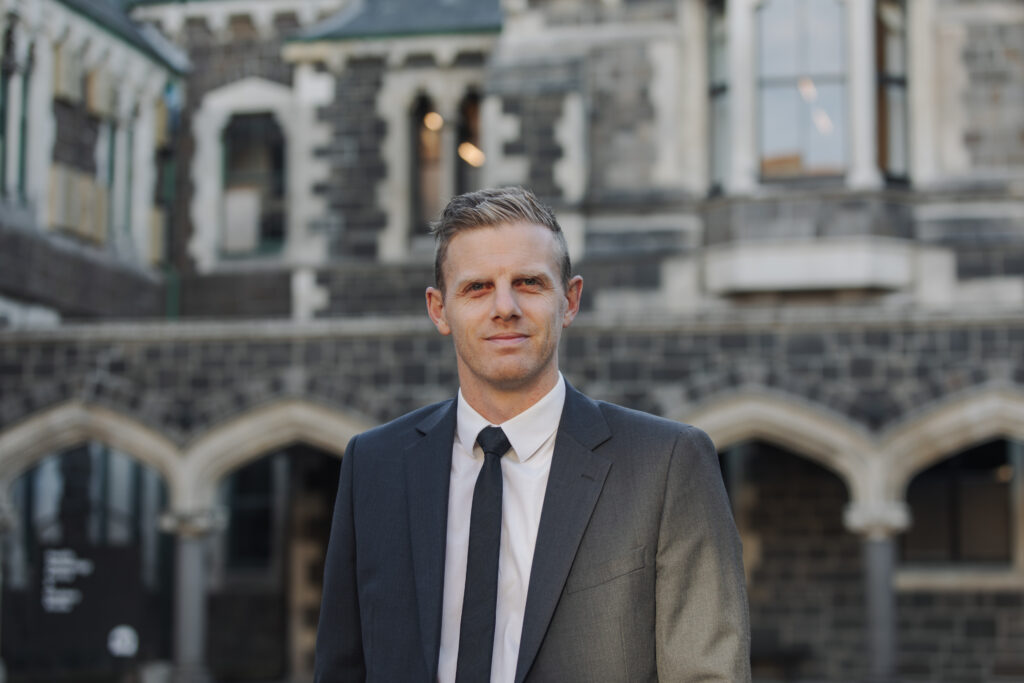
[[1, 311, 1021, 445], [898, 591, 1024, 680], [0, 221, 164, 320], [178, 270, 292, 319], [315, 58, 389, 260], [960, 22, 1024, 169]]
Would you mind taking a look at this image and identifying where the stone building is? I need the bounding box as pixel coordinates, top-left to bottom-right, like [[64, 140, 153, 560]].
[[0, 0, 1023, 681]]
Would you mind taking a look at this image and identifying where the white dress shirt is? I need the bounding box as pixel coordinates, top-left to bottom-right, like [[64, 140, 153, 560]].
[[437, 375, 566, 683]]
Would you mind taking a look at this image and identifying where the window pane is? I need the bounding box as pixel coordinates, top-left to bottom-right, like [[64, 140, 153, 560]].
[[759, 0, 800, 79], [805, 0, 845, 76], [805, 81, 846, 174], [883, 83, 907, 176], [903, 476, 952, 563], [902, 440, 1013, 566], [412, 97, 443, 236], [958, 478, 1011, 562], [226, 458, 274, 569], [709, 2, 729, 86], [760, 84, 802, 177], [456, 92, 484, 196], [711, 93, 730, 188], [879, 0, 906, 76], [221, 113, 286, 255]]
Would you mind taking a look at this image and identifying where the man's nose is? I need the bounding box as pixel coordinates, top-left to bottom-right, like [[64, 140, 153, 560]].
[[492, 283, 521, 319]]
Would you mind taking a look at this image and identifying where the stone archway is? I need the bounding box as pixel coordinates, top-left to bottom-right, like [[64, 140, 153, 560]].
[[179, 398, 371, 513], [881, 385, 1024, 500], [0, 400, 183, 507], [174, 399, 371, 683], [683, 389, 874, 504]]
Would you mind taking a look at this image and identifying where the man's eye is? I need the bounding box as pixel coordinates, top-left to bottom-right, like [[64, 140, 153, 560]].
[[467, 282, 486, 291], [520, 278, 539, 286]]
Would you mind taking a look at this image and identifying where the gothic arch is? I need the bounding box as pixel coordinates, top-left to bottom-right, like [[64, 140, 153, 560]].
[[180, 399, 373, 511], [0, 400, 183, 500], [882, 385, 1024, 499], [682, 390, 875, 503]]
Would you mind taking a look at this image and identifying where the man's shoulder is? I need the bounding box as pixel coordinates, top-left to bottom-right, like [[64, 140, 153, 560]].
[[587, 395, 713, 449], [353, 398, 454, 446]]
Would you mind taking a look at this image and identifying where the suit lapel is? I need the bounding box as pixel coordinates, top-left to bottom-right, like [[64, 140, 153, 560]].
[[515, 384, 612, 683], [405, 399, 457, 681]]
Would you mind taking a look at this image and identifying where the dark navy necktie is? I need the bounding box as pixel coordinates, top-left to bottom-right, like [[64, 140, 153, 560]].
[[455, 426, 511, 683]]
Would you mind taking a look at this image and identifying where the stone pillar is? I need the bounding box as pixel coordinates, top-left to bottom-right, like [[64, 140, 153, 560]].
[[726, 0, 757, 194], [844, 500, 909, 682], [160, 509, 225, 683], [847, 0, 883, 189]]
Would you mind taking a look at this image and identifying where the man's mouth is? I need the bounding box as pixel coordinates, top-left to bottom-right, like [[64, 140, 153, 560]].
[[486, 333, 528, 345]]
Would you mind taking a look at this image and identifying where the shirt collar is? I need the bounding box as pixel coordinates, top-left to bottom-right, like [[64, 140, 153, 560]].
[[456, 373, 567, 463]]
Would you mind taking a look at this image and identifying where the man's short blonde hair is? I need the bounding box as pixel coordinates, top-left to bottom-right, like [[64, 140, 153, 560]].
[[431, 187, 572, 293]]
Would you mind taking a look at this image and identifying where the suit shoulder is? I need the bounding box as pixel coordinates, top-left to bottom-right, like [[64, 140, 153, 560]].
[[594, 400, 715, 451], [352, 399, 453, 448]]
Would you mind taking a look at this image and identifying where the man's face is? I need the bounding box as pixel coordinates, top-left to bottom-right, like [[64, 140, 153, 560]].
[[426, 221, 582, 403]]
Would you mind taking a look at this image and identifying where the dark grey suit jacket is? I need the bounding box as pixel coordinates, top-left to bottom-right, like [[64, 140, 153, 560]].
[[314, 382, 751, 682]]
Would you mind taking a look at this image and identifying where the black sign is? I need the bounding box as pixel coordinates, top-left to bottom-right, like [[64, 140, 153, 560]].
[[19, 543, 145, 670]]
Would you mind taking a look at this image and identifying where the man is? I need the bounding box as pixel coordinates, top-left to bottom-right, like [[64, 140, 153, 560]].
[[315, 187, 750, 682]]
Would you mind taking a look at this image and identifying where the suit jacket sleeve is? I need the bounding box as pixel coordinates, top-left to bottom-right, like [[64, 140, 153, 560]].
[[314, 435, 366, 682], [655, 426, 751, 681]]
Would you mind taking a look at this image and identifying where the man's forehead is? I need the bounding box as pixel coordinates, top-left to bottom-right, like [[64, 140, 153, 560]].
[[445, 223, 559, 267]]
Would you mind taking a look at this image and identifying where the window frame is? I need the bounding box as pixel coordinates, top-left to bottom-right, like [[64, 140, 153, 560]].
[[755, 0, 849, 183], [896, 439, 1024, 592], [219, 110, 288, 259]]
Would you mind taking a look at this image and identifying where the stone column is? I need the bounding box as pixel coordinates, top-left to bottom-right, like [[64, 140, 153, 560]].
[[844, 500, 909, 682], [847, 0, 884, 189], [726, 0, 757, 194], [160, 509, 225, 683]]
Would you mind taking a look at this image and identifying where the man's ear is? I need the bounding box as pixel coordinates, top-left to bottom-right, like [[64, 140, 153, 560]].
[[562, 275, 583, 327], [425, 286, 451, 335]]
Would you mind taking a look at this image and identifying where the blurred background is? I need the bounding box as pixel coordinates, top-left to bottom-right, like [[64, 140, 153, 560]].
[[0, 0, 1022, 681]]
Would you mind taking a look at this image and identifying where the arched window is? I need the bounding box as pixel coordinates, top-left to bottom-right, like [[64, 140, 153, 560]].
[[902, 439, 1019, 565], [221, 112, 286, 256], [411, 94, 443, 237], [757, 0, 847, 179], [456, 90, 484, 196]]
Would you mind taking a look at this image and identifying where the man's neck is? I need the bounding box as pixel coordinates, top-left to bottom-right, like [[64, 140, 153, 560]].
[[459, 373, 561, 424]]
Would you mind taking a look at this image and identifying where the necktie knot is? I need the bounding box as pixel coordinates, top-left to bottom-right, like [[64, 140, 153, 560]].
[[476, 426, 511, 460]]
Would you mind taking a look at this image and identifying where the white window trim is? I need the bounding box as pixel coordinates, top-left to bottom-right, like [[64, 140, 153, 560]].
[[189, 77, 294, 272], [376, 67, 485, 262], [724, 0, 886, 194]]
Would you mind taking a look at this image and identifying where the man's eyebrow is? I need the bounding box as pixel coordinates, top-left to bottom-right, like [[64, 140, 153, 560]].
[[453, 275, 491, 288]]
